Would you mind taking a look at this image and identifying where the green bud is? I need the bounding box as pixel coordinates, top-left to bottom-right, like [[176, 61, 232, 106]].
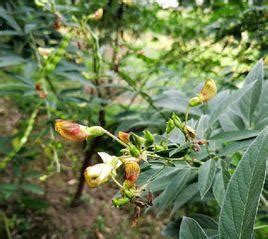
[[122, 187, 136, 199], [129, 144, 140, 157], [129, 133, 145, 148], [112, 197, 130, 208], [154, 144, 165, 151], [166, 119, 175, 134], [172, 114, 183, 130], [189, 96, 202, 107], [143, 130, 154, 147]]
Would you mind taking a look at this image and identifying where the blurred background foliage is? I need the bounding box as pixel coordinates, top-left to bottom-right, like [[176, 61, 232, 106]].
[[0, 0, 267, 238]]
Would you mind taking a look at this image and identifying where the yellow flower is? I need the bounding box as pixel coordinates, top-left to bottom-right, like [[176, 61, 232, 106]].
[[55, 119, 104, 142], [84, 152, 122, 188], [199, 78, 217, 103]]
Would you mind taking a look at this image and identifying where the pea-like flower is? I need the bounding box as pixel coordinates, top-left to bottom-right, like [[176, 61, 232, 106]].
[[84, 152, 122, 188], [55, 119, 104, 142], [199, 78, 217, 103], [189, 79, 217, 107]]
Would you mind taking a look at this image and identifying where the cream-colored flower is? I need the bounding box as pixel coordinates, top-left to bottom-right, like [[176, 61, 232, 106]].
[[84, 152, 121, 188], [84, 163, 114, 188]]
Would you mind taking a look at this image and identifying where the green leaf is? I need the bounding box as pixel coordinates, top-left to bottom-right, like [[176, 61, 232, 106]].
[[21, 197, 50, 210], [210, 130, 259, 142], [0, 183, 17, 199], [198, 159, 216, 199], [0, 55, 25, 68], [218, 139, 253, 157], [21, 183, 44, 195], [154, 169, 192, 215], [219, 127, 268, 239], [171, 183, 199, 216], [231, 60, 263, 127], [212, 160, 230, 206], [191, 214, 218, 237], [180, 217, 208, 239], [209, 80, 258, 126]]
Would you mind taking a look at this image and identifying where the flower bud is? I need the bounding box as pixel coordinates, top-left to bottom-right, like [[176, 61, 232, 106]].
[[199, 78, 217, 102], [129, 133, 145, 148], [143, 130, 154, 147], [184, 125, 196, 139], [124, 161, 140, 187], [172, 114, 183, 129], [121, 183, 137, 199], [166, 119, 175, 134], [118, 131, 130, 144], [129, 145, 140, 157], [55, 119, 90, 142], [84, 163, 114, 188], [189, 96, 202, 107]]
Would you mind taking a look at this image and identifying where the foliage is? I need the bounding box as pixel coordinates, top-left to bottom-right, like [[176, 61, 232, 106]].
[[0, 0, 267, 238]]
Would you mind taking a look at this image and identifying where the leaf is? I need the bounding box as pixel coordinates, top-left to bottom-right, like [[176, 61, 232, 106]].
[[0, 55, 25, 67], [21, 183, 44, 195], [218, 139, 253, 157], [154, 169, 192, 215], [210, 130, 260, 142], [21, 197, 50, 210], [171, 183, 199, 216], [198, 159, 216, 199], [212, 160, 230, 206], [209, 80, 258, 126], [191, 214, 218, 237], [0, 7, 22, 33], [0, 183, 17, 199], [162, 221, 180, 239], [180, 217, 208, 239], [219, 127, 268, 239], [196, 115, 209, 139]]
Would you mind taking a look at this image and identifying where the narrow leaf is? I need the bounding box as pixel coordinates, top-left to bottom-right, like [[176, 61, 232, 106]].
[[180, 217, 208, 239], [198, 159, 216, 199]]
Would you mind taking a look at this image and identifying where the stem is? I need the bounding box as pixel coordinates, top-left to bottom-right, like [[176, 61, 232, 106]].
[[103, 129, 128, 147], [112, 176, 123, 188], [184, 104, 190, 126], [254, 225, 268, 230]]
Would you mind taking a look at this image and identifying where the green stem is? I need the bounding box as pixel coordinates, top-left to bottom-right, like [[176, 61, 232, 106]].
[[103, 129, 128, 147], [254, 225, 268, 230], [112, 176, 123, 188], [184, 104, 190, 126]]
